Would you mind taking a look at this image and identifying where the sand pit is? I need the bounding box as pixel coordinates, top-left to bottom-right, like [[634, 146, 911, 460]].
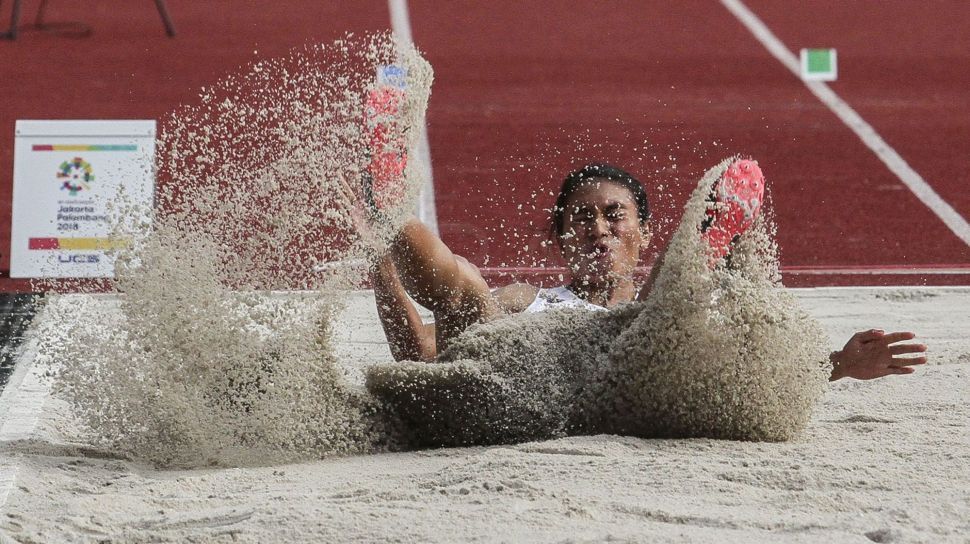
[[31, 30, 835, 466], [42, 154, 835, 464], [2, 32, 965, 542], [1, 287, 968, 542]]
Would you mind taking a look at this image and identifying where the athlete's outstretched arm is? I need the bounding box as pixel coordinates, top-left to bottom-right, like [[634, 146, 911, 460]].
[[829, 330, 927, 381], [389, 219, 491, 312], [335, 173, 496, 352], [388, 218, 498, 351]]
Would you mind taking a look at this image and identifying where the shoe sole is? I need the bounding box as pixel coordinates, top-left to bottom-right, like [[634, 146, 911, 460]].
[[700, 158, 765, 264]]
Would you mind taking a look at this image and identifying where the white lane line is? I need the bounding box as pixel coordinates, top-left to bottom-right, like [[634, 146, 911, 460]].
[[475, 265, 970, 277], [720, 0, 970, 248], [0, 327, 48, 511], [388, 0, 439, 236], [0, 466, 16, 513], [784, 267, 970, 276]]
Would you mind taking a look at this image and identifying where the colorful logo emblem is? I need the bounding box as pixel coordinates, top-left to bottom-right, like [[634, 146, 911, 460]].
[[57, 157, 94, 196]]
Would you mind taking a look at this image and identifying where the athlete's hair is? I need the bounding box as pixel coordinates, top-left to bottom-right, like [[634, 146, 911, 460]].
[[553, 163, 650, 236]]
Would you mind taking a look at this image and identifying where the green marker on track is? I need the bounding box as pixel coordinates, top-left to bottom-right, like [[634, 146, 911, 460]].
[[800, 48, 837, 81]]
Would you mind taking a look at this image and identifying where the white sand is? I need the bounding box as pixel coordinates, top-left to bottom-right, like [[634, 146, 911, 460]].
[[1, 287, 967, 543]]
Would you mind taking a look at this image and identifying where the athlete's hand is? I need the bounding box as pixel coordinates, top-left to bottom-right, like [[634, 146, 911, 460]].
[[829, 330, 927, 381]]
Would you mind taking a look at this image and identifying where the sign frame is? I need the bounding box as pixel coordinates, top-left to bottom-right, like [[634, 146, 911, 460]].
[[9, 120, 156, 279]]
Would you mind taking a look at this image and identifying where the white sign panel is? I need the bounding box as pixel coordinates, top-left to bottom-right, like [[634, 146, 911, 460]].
[[9, 120, 155, 278]]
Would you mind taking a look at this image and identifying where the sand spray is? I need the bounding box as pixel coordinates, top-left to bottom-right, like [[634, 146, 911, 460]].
[[45, 35, 430, 466], [40, 35, 830, 468]]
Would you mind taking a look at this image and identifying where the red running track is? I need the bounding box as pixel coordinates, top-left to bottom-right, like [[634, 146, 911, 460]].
[[0, 0, 391, 291], [407, 0, 970, 286], [0, 0, 968, 291]]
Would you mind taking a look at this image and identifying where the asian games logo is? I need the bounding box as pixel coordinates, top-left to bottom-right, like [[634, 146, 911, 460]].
[[57, 157, 94, 196]]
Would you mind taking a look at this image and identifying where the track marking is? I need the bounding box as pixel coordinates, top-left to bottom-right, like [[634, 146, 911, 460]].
[[784, 265, 970, 276], [388, 0, 439, 236], [720, 0, 970, 248], [0, 327, 48, 511], [476, 264, 970, 278]]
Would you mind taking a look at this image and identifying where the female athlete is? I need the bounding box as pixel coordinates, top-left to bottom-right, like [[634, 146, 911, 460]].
[[340, 159, 927, 382]]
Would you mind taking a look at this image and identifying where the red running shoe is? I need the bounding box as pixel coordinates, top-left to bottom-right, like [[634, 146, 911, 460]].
[[700, 158, 765, 265], [363, 65, 409, 217]]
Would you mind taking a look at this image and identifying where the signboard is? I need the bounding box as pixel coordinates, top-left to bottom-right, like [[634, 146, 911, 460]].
[[9, 120, 155, 278], [800, 48, 837, 82]]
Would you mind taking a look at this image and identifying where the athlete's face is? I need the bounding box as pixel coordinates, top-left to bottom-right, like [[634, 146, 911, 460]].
[[558, 179, 649, 285]]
